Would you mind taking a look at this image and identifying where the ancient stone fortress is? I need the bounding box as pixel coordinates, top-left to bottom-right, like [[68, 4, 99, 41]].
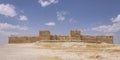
[[9, 30, 113, 43]]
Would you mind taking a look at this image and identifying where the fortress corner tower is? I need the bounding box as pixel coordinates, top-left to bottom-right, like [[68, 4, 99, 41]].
[[39, 30, 50, 40], [70, 30, 81, 40]]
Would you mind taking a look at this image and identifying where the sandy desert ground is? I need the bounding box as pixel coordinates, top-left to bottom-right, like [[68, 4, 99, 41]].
[[0, 42, 120, 60]]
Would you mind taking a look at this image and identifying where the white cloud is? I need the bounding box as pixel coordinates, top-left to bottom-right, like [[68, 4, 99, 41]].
[[0, 23, 28, 36], [19, 15, 28, 21], [0, 4, 17, 17], [92, 23, 120, 32], [0, 4, 28, 21], [45, 22, 55, 26], [0, 30, 18, 36], [69, 18, 76, 23], [111, 14, 120, 23], [57, 11, 67, 21], [38, 0, 58, 7], [0, 23, 28, 31], [92, 14, 120, 33]]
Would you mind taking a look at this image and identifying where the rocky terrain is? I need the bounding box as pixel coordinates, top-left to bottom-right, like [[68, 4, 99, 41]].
[[0, 42, 120, 60]]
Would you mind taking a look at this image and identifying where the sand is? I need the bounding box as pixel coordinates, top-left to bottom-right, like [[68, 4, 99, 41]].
[[0, 42, 120, 60]]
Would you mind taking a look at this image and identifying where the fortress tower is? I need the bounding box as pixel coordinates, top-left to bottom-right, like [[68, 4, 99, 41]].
[[70, 30, 81, 40], [39, 30, 50, 40]]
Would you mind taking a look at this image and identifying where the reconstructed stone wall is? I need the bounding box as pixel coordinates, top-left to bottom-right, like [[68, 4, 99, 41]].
[[8, 30, 114, 44], [96, 36, 113, 43], [57, 36, 70, 40], [81, 36, 97, 43], [50, 35, 57, 40], [9, 36, 40, 43], [81, 35, 113, 43], [50, 35, 70, 40]]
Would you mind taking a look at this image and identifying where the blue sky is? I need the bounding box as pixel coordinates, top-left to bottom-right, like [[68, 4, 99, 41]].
[[0, 0, 120, 44]]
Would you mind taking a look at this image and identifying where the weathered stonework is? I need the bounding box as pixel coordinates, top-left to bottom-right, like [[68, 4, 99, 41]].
[[8, 30, 114, 44]]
